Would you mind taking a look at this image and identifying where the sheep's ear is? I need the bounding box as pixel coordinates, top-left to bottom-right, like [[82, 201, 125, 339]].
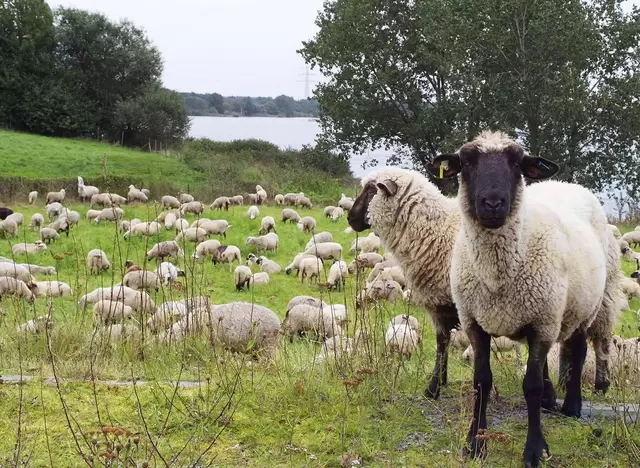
[[427, 154, 461, 179], [376, 179, 398, 197], [631, 271, 640, 279], [521, 155, 559, 180]]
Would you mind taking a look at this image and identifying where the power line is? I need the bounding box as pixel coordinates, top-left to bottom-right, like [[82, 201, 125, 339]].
[[297, 65, 319, 99]]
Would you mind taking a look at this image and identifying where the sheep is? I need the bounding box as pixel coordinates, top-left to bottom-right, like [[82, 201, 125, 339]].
[[210, 196, 230, 211], [213, 245, 242, 271], [32, 281, 73, 298], [61, 209, 81, 227], [77, 177, 100, 201], [284, 253, 316, 276], [28, 191, 38, 204], [87, 249, 110, 274], [282, 193, 298, 205], [298, 256, 324, 284], [146, 241, 185, 261], [17, 315, 52, 334], [123, 221, 162, 239], [193, 239, 222, 260], [0, 207, 13, 219], [234, 265, 253, 291], [78, 286, 156, 314], [433, 130, 622, 466], [449, 327, 471, 350], [274, 194, 284, 205], [156, 261, 184, 285], [40, 227, 60, 244], [181, 201, 204, 216], [86, 209, 101, 222], [93, 300, 134, 325], [331, 207, 344, 222], [0, 277, 35, 302], [179, 193, 194, 204], [46, 202, 62, 220], [12, 241, 48, 256], [321, 335, 354, 358], [385, 323, 420, 358], [247, 205, 260, 220], [256, 256, 281, 274], [621, 277, 640, 300], [0, 219, 18, 238], [338, 194, 354, 211], [45, 188, 66, 204], [302, 242, 342, 261], [94, 207, 124, 224], [244, 193, 258, 205], [191, 219, 231, 237], [323, 206, 336, 217], [356, 279, 402, 308], [462, 337, 523, 366], [256, 184, 268, 204], [621, 230, 640, 248], [161, 195, 181, 209], [282, 304, 341, 341], [6, 212, 23, 226], [609, 224, 622, 239], [367, 265, 406, 289], [231, 194, 244, 205], [209, 302, 281, 358], [90, 193, 126, 207], [147, 306, 182, 333], [259, 216, 277, 235], [245, 233, 278, 253], [175, 227, 207, 243], [175, 218, 190, 233], [296, 196, 313, 209], [297, 216, 316, 234], [348, 253, 384, 274], [322, 304, 348, 323], [391, 314, 421, 334], [350, 232, 381, 254], [249, 271, 270, 287], [0, 263, 35, 284], [122, 269, 161, 292], [47, 216, 70, 236], [325, 260, 348, 290], [287, 296, 327, 312], [17, 263, 56, 276], [281, 208, 301, 223], [344, 226, 355, 234], [304, 232, 333, 250], [96, 324, 141, 346], [127, 185, 148, 203]]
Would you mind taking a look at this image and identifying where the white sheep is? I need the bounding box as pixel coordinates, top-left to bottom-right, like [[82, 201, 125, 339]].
[[259, 216, 276, 235], [45, 188, 66, 205], [256, 184, 268, 204], [323, 206, 336, 217], [193, 239, 222, 260], [287, 295, 326, 312], [6, 213, 23, 226], [0, 219, 18, 238], [18, 263, 56, 276], [180, 201, 204, 216], [32, 281, 73, 298], [210, 196, 230, 211], [93, 300, 134, 325], [78, 285, 156, 314], [322, 304, 348, 323], [256, 256, 281, 274], [296, 196, 313, 209], [94, 207, 124, 224], [161, 195, 181, 209], [47, 216, 70, 236], [164, 212, 177, 230], [28, 191, 38, 204], [356, 279, 402, 308], [230, 194, 244, 205], [0, 277, 35, 302], [86, 209, 101, 222], [234, 265, 253, 290], [281, 208, 301, 223], [462, 337, 523, 366], [284, 253, 317, 275], [12, 241, 48, 256], [60, 209, 80, 227], [87, 249, 110, 274], [127, 184, 148, 203], [330, 207, 344, 222], [175, 218, 190, 233], [192, 219, 231, 237], [17, 315, 52, 334], [146, 241, 185, 261], [622, 230, 640, 248], [302, 242, 342, 261], [246, 193, 258, 205], [325, 260, 348, 290], [123, 221, 162, 239], [348, 252, 384, 273], [77, 176, 100, 201], [304, 232, 333, 250], [274, 194, 284, 205], [245, 233, 278, 253], [350, 232, 381, 254], [385, 323, 420, 358], [366, 265, 406, 289], [338, 194, 354, 211], [297, 216, 316, 234], [608, 224, 622, 239], [97, 324, 141, 346], [46, 202, 63, 221], [283, 304, 341, 341], [175, 227, 207, 243], [298, 256, 324, 283], [179, 193, 194, 204], [155, 261, 184, 285], [0, 263, 35, 284], [249, 271, 270, 287], [123, 270, 161, 291], [40, 227, 60, 243], [213, 245, 242, 271], [247, 205, 260, 220]]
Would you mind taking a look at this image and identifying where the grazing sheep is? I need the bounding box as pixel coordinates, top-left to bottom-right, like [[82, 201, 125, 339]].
[[156, 261, 184, 285], [256, 184, 268, 204], [191, 219, 231, 237], [175, 227, 207, 243], [123, 270, 161, 292], [93, 300, 134, 325], [60, 209, 80, 227], [47, 216, 70, 237], [12, 241, 48, 256], [175, 218, 190, 233], [330, 206, 344, 222], [40, 227, 60, 244], [86, 209, 101, 222], [256, 256, 281, 274], [391, 314, 421, 334], [87, 249, 110, 274], [245, 233, 279, 253], [17, 315, 52, 334], [0, 277, 35, 302], [0, 263, 35, 284], [296, 196, 313, 209], [90, 193, 126, 207], [94, 207, 124, 224], [367, 265, 406, 289], [123, 221, 162, 239], [161, 195, 181, 209], [5, 212, 23, 226], [287, 296, 327, 312], [210, 196, 230, 211], [609, 224, 622, 239], [281, 208, 301, 223], [249, 271, 270, 287], [97, 324, 141, 346], [18, 264, 56, 276], [234, 265, 253, 291], [32, 281, 73, 298], [304, 232, 333, 250], [302, 242, 342, 261], [350, 232, 381, 254], [259, 216, 276, 235], [274, 194, 284, 205], [338, 194, 354, 211], [462, 337, 523, 366], [163, 212, 177, 230], [193, 239, 222, 260], [0, 219, 18, 238], [622, 230, 640, 248], [385, 323, 420, 358], [348, 252, 384, 273], [179, 193, 194, 204], [246, 193, 258, 205], [297, 216, 316, 234], [45, 188, 66, 204], [434, 130, 621, 466], [213, 245, 242, 271], [284, 253, 317, 275], [282, 304, 341, 341], [45, 202, 62, 221], [180, 201, 204, 216], [247, 205, 260, 220], [322, 304, 348, 323], [146, 241, 185, 261], [28, 191, 38, 204], [323, 206, 336, 218], [449, 327, 471, 350], [621, 277, 640, 300], [78, 285, 156, 314], [321, 335, 354, 358], [127, 185, 148, 203], [356, 279, 402, 308], [230, 194, 244, 205], [77, 177, 100, 201], [298, 256, 324, 284], [325, 260, 348, 290]]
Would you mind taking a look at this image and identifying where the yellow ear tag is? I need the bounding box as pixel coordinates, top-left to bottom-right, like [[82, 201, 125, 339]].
[[439, 160, 448, 179]]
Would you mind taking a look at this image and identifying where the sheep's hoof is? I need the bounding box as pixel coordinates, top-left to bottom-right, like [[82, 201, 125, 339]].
[[523, 434, 549, 468], [424, 381, 441, 400], [594, 379, 610, 395], [461, 437, 487, 460], [560, 399, 582, 419]]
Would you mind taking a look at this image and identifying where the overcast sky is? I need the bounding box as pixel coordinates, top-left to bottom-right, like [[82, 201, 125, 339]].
[[51, 0, 639, 99]]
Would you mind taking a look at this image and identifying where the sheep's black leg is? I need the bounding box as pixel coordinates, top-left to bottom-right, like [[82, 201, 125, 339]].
[[522, 332, 552, 468], [424, 304, 458, 399], [593, 336, 611, 394], [463, 321, 491, 459], [541, 358, 557, 412], [560, 328, 587, 418]]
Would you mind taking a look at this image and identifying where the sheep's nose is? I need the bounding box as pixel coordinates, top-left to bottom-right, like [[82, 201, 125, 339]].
[[482, 197, 504, 212]]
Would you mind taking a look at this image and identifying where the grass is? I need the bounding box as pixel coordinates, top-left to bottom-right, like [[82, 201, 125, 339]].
[[0, 201, 638, 467]]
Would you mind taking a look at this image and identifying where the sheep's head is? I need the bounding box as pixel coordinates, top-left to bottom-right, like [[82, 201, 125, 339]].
[[429, 131, 558, 229]]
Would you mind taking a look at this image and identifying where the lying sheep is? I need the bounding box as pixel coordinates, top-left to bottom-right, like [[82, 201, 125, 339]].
[[0, 219, 18, 238], [146, 241, 185, 261], [302, 242, 342, 261], [30, 213, 44, 230], [87, 249, 110, 274], [210, 197, 230, 211], [350, 232, 381, 254], [282, 208, 301, 223], [385, 323, 420, 359], [94, 207, 124, 224], [193, 239, 222, 260], [32, 281, 73, 298], [28, 191, 38, 205], [297, 216, 316, 234], [45, 188, 66, 205], [304, 232, 333, 250], [247, 205, 259, 220], [367, 265, 406, 289], [17, 315, 52, 334], [12, 241, 48, 256], [175, 227, 207, 243], [191, 219, 231, 238], [93, 300, 134, 325], [245, 233, 278, 253], [40, 227, 60, 244], [0, 277, 35, 302], [323, 206, 336, 218], [256, 256, 281, 274], [181, 201, 204, 216], [234, 265, 253, 291], [249, 271, 270, 287], [259, 216, 276, 235], [0, 263, 34, 284], [283, 304, 341, 341], [161, 195, 181, 209], [127, 185, 148, 203], [213, 245, 242, 271], [325, 261, 348, 290], [331, 207, 344, 222], [156, 261, 184, 285], [18, 263, 56, 276], [123, 270, 161, 291], [298, 256, 324, 284], [96, 324, 141, 346]]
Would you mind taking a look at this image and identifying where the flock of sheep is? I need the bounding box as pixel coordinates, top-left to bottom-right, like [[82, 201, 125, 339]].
[[2, 131, 640, 466]]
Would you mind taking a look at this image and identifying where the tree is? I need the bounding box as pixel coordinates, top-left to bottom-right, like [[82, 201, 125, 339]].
[[205, 92, 224, 113], [274, 94, 295, 117], [242, 96, 257, 116], [264, 100, 279, 116], [183, 95, 208, 115]]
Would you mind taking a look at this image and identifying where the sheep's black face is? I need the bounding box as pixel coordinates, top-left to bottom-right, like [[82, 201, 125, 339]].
[[348, 182, 376, 231]]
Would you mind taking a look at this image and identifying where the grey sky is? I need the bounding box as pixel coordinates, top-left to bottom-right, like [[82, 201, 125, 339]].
[[51, 0, 638, 98]]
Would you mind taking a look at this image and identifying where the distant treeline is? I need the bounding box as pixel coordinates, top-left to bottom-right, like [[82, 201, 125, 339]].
[[180, 93, 319, 118]]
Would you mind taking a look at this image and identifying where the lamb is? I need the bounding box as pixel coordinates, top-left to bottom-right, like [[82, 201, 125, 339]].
[[191, 219, 231, 237], [161, 195, 181, 209], [282, 304, 341, 341], [45, 188, 66, 204], [338, 194, 354, 211], [0, 263, 35, 284], [302, 242, 342, 261], [434, 130, 622, 466], [18, 264, 56, 276], [256, 184, 268, 204], [297, 216, 316, 234], [330, 207, 344, 222], [259, 216, 277, 235], [93, 300, 134, 325], [146, 241, 185, 261], [122, 269, 161, 291], [209, 302, 282, 358], [180, 201, 204, 216], [281, 208, 301, 223], [284, 253, 317, 275], [0, 219, 18, 237], [385, 323, 420, 358], [94, 207, 124, 224], [12, 241, 48, 256], [179, 193, 194, 204], [323, 206, 336, 217], [234, 265, 253, 291], [0, 277, 35, 302], [127, 185, 148, 203], [46, 202, 62, 220], [274, 194, 284, 205], [47, 216, 70, 236], [212, 245, 242, 271], [28, 191, 38, 204], [123, 221, 163, 239], [5, 212, 23, 226], [86, 209, 101, 222], [40, 227, 60, 243], [298, 256, 324, 283], [609, 224, 622, 239], [621, 230, 640, 248], [245, 233, 278, 253], [156, 261, 184, 285], [296, 196, 313, 209], [350, 232, 381, 254], [193, 239, 222, 260], [32, 281, 73, 298], [77, 177, 100, 201], [325, 260, 348, 290], [249, 271, 270, 287], [175, 227, 207, 243], [256, 256, 281, 274], [304, 232, 333, 250], [87, 249, 110, 274], [210, 196, 230, 211], [231, 194, 244, 205], [247, 205, 260, 220]]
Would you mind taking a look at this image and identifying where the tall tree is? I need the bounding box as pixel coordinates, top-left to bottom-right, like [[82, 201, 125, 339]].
[[242, 96, 257, 116], [274, 94, 295, 117]]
